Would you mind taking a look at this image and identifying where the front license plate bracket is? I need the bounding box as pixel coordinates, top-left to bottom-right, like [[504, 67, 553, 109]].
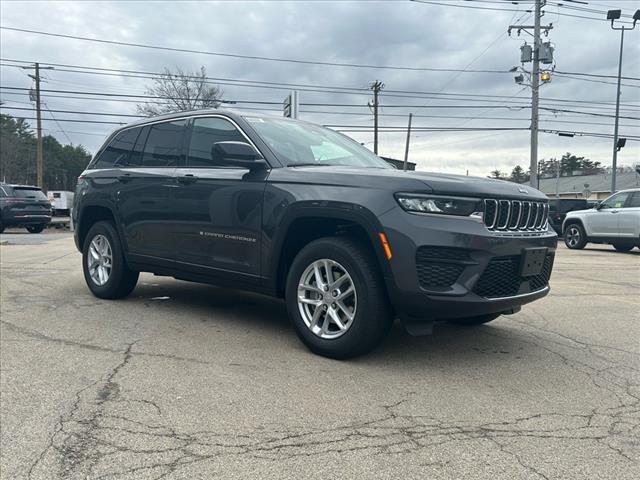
[[520, 248, 547, 277]]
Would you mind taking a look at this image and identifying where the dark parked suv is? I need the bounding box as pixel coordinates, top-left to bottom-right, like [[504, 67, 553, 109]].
[[73, 110, 557, 358], [0, 184, 52, 233]]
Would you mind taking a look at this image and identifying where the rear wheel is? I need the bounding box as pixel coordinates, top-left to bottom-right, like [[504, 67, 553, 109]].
[[26, 224, 45, 234], [564, 223, 587, 250], [613, 244, 634, 253], [448, 313, 501, 326], [82, 221, 138, 299], [285, 237, 393, 359], [0, 218, 4, 233]]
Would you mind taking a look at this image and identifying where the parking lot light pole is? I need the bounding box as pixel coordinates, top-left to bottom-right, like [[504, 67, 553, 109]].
[[606, 9, 639, 193]]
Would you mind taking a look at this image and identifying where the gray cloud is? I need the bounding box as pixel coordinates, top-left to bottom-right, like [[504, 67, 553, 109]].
[[1, 0, 638, 176]]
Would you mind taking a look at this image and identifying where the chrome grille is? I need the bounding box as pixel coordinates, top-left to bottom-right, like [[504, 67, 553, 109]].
[[483, 199, 548, 232]]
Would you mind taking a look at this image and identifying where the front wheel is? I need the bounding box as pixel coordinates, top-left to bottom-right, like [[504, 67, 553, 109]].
[[26, 224, 45, 234], [448, 313, 501, 326], [82, 221, 139, 299], [285, 237, 393, 359], [564, 223, 587, 250], [613, 244, 634, 253]]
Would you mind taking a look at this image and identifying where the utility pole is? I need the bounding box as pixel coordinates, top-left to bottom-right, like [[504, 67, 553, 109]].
[[23, 62, 53, 189], [35, 63, 43, 189], [369, 80, 384, 155], [403, 113, 413, 171], [509, 0, 553, 190], [529, 0, 542, 189]]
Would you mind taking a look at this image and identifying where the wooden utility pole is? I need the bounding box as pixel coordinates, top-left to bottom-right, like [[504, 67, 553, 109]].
[[529, 0, 541, 189], [35, 63, 43, 189], [369, 80, 384, 155], [24, 62, 47, 188], [403, 113, 413, 171]]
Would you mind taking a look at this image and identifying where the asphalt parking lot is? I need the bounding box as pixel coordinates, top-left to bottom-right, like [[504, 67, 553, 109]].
[[1, 230, 638, 479]]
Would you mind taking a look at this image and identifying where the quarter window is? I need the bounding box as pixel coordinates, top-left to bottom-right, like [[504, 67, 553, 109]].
[[93, 128, 140, 169], [141, 120, 186, 167], [187, 117, 248, 167]]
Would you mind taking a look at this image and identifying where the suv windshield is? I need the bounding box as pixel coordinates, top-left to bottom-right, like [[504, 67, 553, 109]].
[[244, 116, 391, 169]]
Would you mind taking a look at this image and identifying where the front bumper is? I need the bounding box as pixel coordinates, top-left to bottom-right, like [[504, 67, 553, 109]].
[[379, 207, 558, 320]]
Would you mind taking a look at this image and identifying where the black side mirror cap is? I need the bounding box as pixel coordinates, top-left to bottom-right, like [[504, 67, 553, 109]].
[[211, 141, 266, 170]]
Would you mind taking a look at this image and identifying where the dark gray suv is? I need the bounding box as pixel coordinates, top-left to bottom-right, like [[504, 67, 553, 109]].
[[73, 110, 557, 358], [0, 184, 52, 233]]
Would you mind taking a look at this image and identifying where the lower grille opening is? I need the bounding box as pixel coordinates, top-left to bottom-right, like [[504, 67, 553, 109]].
[[473, 254, 554, 298], [416, 247, 470, 289]]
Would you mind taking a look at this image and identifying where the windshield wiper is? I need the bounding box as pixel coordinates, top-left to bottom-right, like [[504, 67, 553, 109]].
[[287, 162, 339, 168]]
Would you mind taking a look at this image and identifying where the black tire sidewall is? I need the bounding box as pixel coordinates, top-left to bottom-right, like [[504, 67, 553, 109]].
[[82, 221, 136, 299], [285, 238, 391, 359], [613, 244, 633, 253], [26, 225, 44, 234], [564, 223, 586, 249]]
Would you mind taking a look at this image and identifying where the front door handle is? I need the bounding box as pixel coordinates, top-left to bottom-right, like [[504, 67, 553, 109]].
[[611, 210, 620, 214], [177, 174, 199, 185], [118, 173, 133, 183]]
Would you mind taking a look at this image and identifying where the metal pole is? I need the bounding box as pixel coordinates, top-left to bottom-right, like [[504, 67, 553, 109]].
[[611, 27, 624, 194], [529, 0, 541, 189], [403, 113, 413, 171], [373, 84, 379, 155], [555, 159, 560, 199], [35, 62, 44, 189]]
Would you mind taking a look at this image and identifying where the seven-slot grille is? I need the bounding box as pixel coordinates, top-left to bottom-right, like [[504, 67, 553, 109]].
[[483, 199, 548, 232]]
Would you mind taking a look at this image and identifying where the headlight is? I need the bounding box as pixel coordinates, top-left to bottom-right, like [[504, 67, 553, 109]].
[[395, 193, 482, 217]]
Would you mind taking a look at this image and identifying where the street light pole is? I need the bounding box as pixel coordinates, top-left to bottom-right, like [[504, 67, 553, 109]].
[[610, 26, 624, 194], [607, 8, 639, 193]]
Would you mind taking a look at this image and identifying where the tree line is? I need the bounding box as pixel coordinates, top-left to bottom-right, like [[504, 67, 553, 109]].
[[489, 153, 607, 183], [0, 114, 92, 191]]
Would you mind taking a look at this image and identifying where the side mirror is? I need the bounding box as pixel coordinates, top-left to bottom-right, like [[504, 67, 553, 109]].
[[211, 141, 266, 170], [596, 202, 604, 210]]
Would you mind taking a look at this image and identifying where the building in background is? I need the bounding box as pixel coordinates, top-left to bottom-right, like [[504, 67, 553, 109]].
[[538, 171, 640, 200], [381, 156, 416, 171]]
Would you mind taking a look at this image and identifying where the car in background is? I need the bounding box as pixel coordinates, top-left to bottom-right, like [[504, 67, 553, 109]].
[[562, 188, 640, 252], [548, 198, 588, 234], [0, 184, 52, 233]]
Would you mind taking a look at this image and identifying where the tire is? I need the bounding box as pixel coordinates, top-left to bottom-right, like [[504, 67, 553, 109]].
[[285, 236, 393, 359], [564, 223, 587, 250], [82, 220, 139, 299], [448, 313, 501, 326], [0, 218, 4, 234], [613, 244, 634, 253], [26, 224, 45, 234]]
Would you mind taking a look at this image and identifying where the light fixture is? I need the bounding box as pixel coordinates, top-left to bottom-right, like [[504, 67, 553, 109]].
[[540, 71, 552, 83], [607, 9, 621, 20]]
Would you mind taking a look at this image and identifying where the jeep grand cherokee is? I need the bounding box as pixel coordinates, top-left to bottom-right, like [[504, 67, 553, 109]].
[[73, 110, 557, 358]]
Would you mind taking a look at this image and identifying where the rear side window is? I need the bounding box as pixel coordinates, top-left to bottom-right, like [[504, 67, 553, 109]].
[[93, 128, 140, 169], [12, 187, 48, 200], [141, 120, 186, 167], [187, 117, 247, 167], [626, 192, 640, 208]]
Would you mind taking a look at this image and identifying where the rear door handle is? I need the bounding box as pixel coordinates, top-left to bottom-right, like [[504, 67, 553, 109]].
[[177, 174, 198, 185], [118, 173, 133, 183]]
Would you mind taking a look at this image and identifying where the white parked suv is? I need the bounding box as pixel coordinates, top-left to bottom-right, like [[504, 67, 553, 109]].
[[562, 188, 640, 252]]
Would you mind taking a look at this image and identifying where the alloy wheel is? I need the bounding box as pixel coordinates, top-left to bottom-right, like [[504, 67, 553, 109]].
[[566, 226, 581, 248], [87, 234, 113, 286], [297, 259, 357, 339]]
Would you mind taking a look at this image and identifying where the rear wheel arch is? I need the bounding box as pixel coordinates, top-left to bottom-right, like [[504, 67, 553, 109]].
[[78, 204, 119, 251]]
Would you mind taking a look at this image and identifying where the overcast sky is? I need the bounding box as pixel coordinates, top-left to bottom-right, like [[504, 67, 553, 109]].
[[1, 0, 639, 176]]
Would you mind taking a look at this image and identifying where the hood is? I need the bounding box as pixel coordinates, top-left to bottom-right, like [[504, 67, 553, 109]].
[[269, 166, 548, 201]]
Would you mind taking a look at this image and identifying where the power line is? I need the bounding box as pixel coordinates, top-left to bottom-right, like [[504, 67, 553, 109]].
[[0, 26, 510, 74]]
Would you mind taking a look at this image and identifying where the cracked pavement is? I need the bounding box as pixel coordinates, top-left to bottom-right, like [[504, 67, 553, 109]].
[[1, 232, 639, 479]]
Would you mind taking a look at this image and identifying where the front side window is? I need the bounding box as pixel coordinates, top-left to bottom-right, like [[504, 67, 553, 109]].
[[244, 116, 391, 169], [141, 120, 186, 167], [93, 128, 140, 169], [600, 192, 630, 209], [187, 117, 247, 167]]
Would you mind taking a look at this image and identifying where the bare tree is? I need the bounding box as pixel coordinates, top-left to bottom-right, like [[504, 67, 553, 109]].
[[136, 66, 222, 116]]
